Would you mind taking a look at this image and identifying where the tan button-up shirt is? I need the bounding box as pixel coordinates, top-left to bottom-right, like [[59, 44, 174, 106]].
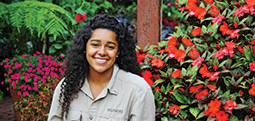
[[48, 65, 155, 121]]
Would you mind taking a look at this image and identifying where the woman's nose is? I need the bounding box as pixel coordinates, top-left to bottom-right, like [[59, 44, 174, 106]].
[[98, 46, 106, 55]]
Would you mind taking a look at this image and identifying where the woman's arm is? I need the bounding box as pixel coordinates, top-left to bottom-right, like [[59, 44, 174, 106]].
[[47, 78, 64, 121]]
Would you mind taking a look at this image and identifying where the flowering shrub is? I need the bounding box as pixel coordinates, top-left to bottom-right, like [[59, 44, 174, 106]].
[[137, 0, 255, 120], [14, 76, 60, 120], [0, 51, 64, 98]]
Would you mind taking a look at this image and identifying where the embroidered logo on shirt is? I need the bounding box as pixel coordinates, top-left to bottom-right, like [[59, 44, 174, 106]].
[[107, 108, 123, 114]]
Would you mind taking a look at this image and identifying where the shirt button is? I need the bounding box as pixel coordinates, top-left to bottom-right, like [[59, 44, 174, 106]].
[[89, 116, 93, 120]]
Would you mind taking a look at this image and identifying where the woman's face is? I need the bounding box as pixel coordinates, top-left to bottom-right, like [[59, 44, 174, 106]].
[[86, 28, 119, 74]]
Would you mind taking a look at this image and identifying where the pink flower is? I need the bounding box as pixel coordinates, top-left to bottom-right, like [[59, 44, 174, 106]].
[[0, 62, 3, 66], [28, 62, 32, 66], [17, 91, 21, 95], [8, 69, 13, 74], [212, 15, 224, 24], [23, 91, 29, 97], [1, 81, 4, 85], [33, 83, 38, 91], [28, 68, 32, 73], [60, 55, 64, 58], [21, 55, 26, 58], [13, 57, 17, 60], [192, 57, 204, 66]]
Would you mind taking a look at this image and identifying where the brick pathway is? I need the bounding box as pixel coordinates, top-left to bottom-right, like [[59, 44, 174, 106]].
[[0, 95, 16, 121]]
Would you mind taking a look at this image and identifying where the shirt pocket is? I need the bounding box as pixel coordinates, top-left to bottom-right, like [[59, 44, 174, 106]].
[[64, 111, 82, 121]]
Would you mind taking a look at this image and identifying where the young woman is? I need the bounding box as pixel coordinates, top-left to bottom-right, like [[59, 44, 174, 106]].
[[48, 14, 155, 121]]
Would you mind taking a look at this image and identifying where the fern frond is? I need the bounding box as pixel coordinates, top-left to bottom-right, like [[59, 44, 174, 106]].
[[3, 1, 74, 40], [9, 6, 25, 33]]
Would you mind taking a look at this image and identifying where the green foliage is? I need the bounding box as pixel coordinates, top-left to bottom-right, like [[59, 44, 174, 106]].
[[138, 0, 255, 120], [0, 1, 74, 40]]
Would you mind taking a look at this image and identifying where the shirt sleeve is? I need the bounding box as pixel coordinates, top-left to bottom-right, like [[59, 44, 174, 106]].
[[47, 78, 64, 121], [129, 89, 155, 121]]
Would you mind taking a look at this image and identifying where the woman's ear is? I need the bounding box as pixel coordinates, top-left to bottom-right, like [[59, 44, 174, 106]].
[[117, 51, 120, 57]]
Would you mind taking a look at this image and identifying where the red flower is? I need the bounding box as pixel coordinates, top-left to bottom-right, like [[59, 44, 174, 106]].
[[209, 5, 220, 17], [204, 99, 221, 118], [192, 57, 204, 66], [191, 27, 202, 36], [154, 87, 162, 91], [195, 89, 208, 100], [206, 84, 217, 91], [249, 61, 255, 71], [216, 110, 229, 121], [199, 64, 209, 78], [228, 29, 240, 38], [145, 54, 154, 59], [223, 100, 237, 111], [165, 46, 177, 59], [189, 48, 200, 59], [185, 4, 197, 16], [208, 72, 220, 81], [182, 38, 194, 46], [213, 65, 218, 71], [249, 83, 255, 96], [171, 70, 181, 78], [237, 46, 245, 53], [238, 90, 243, 96], [234, 6, 245, 17], [194, 7, 207, 19], [143, 76, 154, 87], [137, 52, 145, 63], [75, 13, 87, 22], [220, 22, 231, 35], [234, 22, 238, 28], [246, 0, 255, 5], [151, 58, 164, 68], [204, 0, 214, 3], [214, 48, 224, 60], [225, 42, 236, 50], [167, 36, 178, 47], [250, 40, 255, 44], [190, 84, 203, 93], [174, 49, 186, 62], [169, 105, 180, 115], [188, 0, 199, 4]]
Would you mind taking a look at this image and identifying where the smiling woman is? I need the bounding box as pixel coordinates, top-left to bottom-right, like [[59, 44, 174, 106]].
[[47, 14, 155, 121]]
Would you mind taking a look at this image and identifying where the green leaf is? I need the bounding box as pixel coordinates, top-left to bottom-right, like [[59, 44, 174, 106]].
[[218, 59, 229, 67], [53, 44, 63, 49], [244, 47, 252, 61], [234, 104, 248, 109], [49, 46, 56, 54], [154, 79, 165, 85], [222, 90, 230, 97], [196, 111, 206, 120], [173, 91, 189, 104], [189, 107, 199, 118]]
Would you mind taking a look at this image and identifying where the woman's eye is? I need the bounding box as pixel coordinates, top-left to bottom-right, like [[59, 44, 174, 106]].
[[92, 44, 99, 47], [108, 46, 115, 49]]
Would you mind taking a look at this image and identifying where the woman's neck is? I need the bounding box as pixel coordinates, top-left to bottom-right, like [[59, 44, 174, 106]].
[[87, 66, 113, 86]]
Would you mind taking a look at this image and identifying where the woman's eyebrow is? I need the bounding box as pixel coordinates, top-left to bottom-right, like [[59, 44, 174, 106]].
[[90, 39, 101, 42], [107, 41, 116, 45], [89, 39, 116, 45]]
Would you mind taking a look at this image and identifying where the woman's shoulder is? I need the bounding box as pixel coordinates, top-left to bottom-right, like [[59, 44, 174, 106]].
[[117, 69, 151, 91]]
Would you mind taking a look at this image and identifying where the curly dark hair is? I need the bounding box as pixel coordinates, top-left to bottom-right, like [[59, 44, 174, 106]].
[[59, 14, 141, 118]]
